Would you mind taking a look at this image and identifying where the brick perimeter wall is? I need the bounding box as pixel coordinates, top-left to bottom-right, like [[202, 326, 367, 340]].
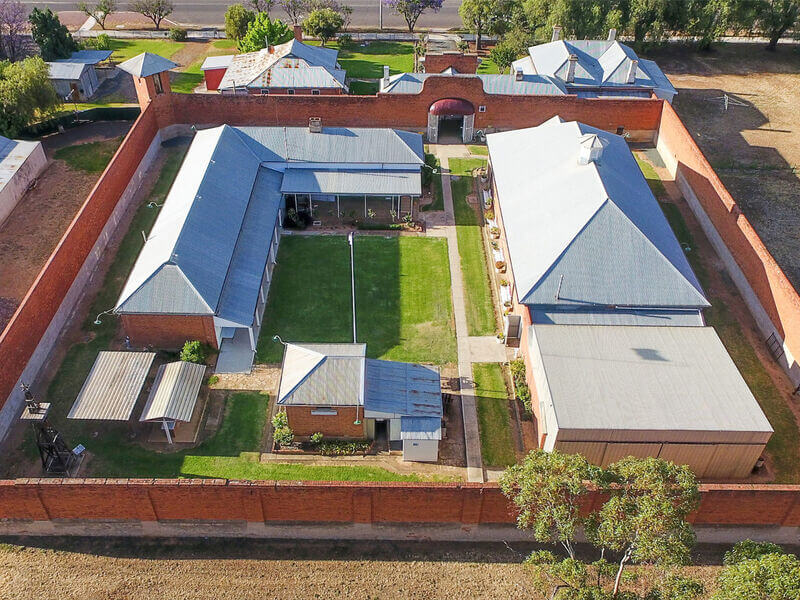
[[424, 53, 480, 74], [1, 480, 799, 527]]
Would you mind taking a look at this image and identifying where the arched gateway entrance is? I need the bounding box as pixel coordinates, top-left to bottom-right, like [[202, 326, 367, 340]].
[[427, 98, 475, 144]]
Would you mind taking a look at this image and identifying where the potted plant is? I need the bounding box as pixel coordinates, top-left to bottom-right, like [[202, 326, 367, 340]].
[[500, 278, 509, 287], [495, 260, 506, 273], [490, 227, 501, 239], [490, 240, 499, 250], [485, 208, 494, 222], [496, 332, 505, 344]]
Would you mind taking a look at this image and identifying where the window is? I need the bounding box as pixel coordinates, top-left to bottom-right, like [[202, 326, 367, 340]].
[[311, 408, 338, 416], [287, 89, 295, 95], [478, 105, 487, 113], [260, 89, 269, 95], [311, 89, 320, 95], [153, 73, 163, 95], [616, 126, 625, 135]]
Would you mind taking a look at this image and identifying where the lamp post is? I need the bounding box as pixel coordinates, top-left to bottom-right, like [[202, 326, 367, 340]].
[[93, 308, 115, 325], [348, 232, 357, 344]]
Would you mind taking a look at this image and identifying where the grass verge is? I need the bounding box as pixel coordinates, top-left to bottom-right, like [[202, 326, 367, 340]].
[[449, 157, 495, 336], [308, 40, 414, 78], [473, 363, 516, 468], [53, 137, 124, 173], [256, 235, 456, 365]]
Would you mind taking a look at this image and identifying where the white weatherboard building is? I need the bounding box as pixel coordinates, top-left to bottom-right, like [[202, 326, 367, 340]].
[[0, 136, 46, 228]]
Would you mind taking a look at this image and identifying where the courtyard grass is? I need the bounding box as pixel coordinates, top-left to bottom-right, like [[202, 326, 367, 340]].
[[635, 155, 668, 200], [256, 235, 456, 365], [53, 137, 124, 173], [421, 153, 443, 212], [658, 197, 800, 483], [476, 56, 502, 74], [308, 40, 414, 79], [467, 144, 488, 156], [448, 157, 496, 336], [348, 80, 379, 95], [473, 363, 516, 468]]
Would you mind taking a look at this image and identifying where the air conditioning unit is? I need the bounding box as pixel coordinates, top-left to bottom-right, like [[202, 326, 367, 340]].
[[309, 117, 322, 133]]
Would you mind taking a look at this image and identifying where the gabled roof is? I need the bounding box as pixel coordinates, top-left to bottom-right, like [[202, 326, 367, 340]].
[[486, 117, 708, 310], [381, 72, 566, 96], [200, 54, 234, 70], [277, 343, 367, 406], [218, 39, 343, 90], [118, 52, 178, 78], [55, 50, 112, 65], [512, 39, 676, 98], [47, 61, 89, 80], [140, 360, 206, 422], [363, 359, 441, 418]]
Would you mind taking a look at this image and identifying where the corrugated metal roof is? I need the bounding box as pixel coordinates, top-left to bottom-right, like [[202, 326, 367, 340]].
[[400, 416, 442, 440], [529, 324, 773, 439], [278, 343, 366, 406], [55, 50, 112, 64], [486, 117, 708, 311], [201, 54, 234, 70], [280, 169, 421, 196], [248, 65, 346, 89], [68, 351, 155, 420], [364, 359, 441, 418], [514, 39, 676, 99], [47, 61, 88, 80], [233, 126, 424, 165], [140, 361, 206, 422], [219, 39, 342, 90], [0, 137, 41, 191], [531, 308, 705, 327], [381, 72, 566, 96], [118, 52, 178, 77]]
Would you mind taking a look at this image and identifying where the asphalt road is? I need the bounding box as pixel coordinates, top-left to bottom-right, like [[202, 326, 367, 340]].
[[19, 0, 464, 28]]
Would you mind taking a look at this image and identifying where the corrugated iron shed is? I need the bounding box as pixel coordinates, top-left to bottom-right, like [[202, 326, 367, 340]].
[[67, 351, 155, 420], [140, 361, 206, 422]]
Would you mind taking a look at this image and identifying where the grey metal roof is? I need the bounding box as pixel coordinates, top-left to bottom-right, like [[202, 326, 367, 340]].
[[0, 137, 40, 191], [400, 416, 442, 440], [68, 352, 155, 420], [219, 39, 342, 90], [277, 343, 366, 406], [529, 324, 773, 440], [55, 50, 112, 65], [201, 54, 234, 70], [381, 72, 566, 96], [118, 52, 178, 78], [531, 308, 704, 327], [486, 117, 708, 311], [364, 359, 441, 418], [233, 126, 424, 165], [47, 61, 88, 80], [513, 39, 676, 99], [280, 169, 421, 196], [140, 361, 206, 422]]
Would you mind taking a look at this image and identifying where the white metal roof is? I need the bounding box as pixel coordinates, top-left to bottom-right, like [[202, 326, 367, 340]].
[[67, 352, 155, 420], [0, 137, 41, 191], [47, 61, 89, 80], [200, 54, 234, 70], [118, 52, 178, 77], [486, 116, 708, 310], [529, 324, 773, 441], [140, 361, 206, 422], [54, 50, 112, 65]]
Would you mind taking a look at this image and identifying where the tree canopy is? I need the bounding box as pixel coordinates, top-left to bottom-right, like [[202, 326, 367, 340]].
[[225, 3, 256, 41], [713, 541, 800, 600], [0, 56, 60, 138], [28, 7, 77, 61], [78, 0, 117, 30], [130, 0, 174, 30], [303, 8, 343, 46], [382, 0, 444, 32], [237, 13, 293, 52]]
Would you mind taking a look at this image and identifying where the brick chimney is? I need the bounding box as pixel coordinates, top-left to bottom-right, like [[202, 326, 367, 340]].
[[515, 68, 523, 81], [608, 28, 617, 41], [566, 54, 578, 83], [380, 65, 390, 90], [294, 24, 303, 41], [551, 26, 561, 42], [626, 59, 638, 84]]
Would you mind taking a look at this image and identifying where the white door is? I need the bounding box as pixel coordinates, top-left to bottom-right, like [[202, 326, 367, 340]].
[[462, 113, 475, 143], [427, 113, 439, 143]]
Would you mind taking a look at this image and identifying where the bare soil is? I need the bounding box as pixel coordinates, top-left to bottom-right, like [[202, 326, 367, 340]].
[[644, 43, 800, 290]]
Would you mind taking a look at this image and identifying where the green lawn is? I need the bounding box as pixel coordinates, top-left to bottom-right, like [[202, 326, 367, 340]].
[[448, 157, 496, 337], [348, 80, 379, 95], [108, 39, 184, 62], [213, 38, 238, 50], [468, 144, 489, 156], [473, 363, 516, 468], [635, 155, 668, 200], [658, 199, 800, 483], [477, 56, 502, 74], [308, 40, 414, 79], [256, 235, 456, 365], [421, 153, 443, 212], [53, 137, 124, 173]]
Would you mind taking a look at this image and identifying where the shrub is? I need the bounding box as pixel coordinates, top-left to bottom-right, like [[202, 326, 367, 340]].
[[271, 411, 288, 429], [357, 222, 403, 231], [206, 374, 219, 386], [338, 33, 353, 47], [180, 340, 206, 364], [273, 426, 294, 447], [168, 26, 187, 41], [510, 358, 531, 413], [94, 33, 112, 50], [224, 3, 254, 41], [484, 208, 494, 221], [422, 153, 438, 187], [724, 540, 785, 565], [317, 439, 370, 456], [310, 432, 323, 444]]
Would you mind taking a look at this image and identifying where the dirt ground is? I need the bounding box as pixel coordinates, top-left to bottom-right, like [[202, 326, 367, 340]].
[[0, 538, 737, 600], [0, 122, 132, 331], [644, 43, 800, 290]]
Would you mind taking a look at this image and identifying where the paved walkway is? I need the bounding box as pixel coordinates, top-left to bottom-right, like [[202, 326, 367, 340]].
[[430, 144, 507, 483]]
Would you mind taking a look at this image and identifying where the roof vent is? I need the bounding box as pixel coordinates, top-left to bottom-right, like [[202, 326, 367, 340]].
[[626, 59, 638, 84], [515, 68, 523, 81], [608, 28, 617, 41], [551, 26, 561, 42], [309, 117, 322, 133], [578, 133, 606, 165], [566, 54, 578, 83]]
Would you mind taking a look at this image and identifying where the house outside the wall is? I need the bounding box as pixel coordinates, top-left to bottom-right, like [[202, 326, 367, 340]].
[[47, 49, 112, 101], [276, 342, 443, 462]]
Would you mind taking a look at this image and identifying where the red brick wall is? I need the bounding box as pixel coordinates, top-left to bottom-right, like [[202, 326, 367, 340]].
[[1, 479, 800, 526], [424, 53, 479, 74], [244, 87, 344, 95], [284, 406, 366, 437], [121, 314, 218, 350], [658, 101, 800, 375]]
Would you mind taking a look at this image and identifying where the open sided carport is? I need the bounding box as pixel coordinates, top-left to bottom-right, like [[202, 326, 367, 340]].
[[140, 361, 207, 444]]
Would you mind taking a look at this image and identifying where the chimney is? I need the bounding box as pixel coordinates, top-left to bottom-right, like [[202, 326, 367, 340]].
[[566, 54, 578, 83], [294, 24, 303, 41], [309, 117, 322, 133], [381, 65, 390, 89], [551, 26, 561, 42], [578, 133, 606, 165], [515, 68, 523, 81], [626, 59, 638, 84], [608, 28, 617, 41], [268, 44, 275, 54]]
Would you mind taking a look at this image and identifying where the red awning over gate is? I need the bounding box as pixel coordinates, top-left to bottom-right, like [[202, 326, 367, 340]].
[[429, 98, 474, 116]]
